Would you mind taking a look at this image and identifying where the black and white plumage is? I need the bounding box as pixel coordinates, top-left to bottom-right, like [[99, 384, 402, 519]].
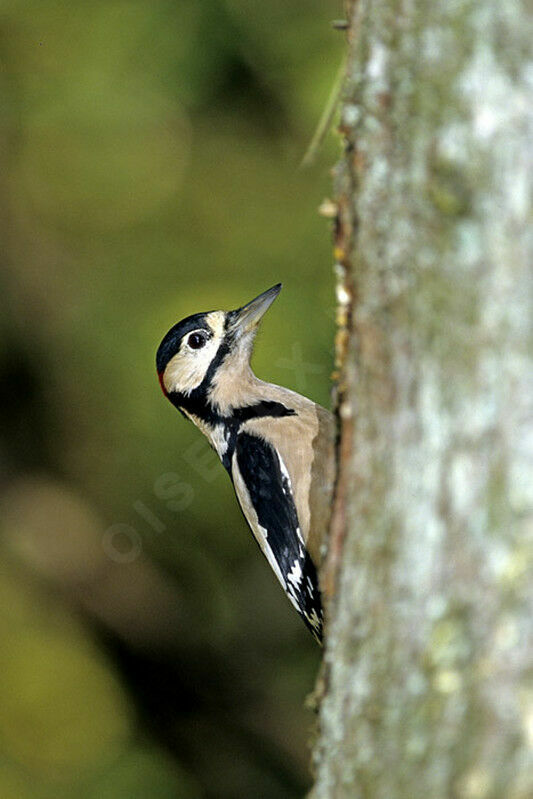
[[156, 284, 335, 643]]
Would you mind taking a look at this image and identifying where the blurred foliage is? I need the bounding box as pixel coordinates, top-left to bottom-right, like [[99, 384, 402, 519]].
[[0, 1, 339, 797]]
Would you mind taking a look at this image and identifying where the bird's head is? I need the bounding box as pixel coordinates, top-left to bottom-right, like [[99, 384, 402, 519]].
[[156, 284, 281, 407]]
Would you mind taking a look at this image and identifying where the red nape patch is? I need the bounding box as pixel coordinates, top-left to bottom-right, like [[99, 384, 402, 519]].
[[157, 371, 168, 396]]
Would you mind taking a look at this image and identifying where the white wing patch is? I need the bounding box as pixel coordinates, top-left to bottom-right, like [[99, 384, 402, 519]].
[[277, 453, 306, 547], [287, 558, 303, 588]]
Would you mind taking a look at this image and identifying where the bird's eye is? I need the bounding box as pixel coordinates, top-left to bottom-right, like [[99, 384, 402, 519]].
[[187, 332, 207, 350]]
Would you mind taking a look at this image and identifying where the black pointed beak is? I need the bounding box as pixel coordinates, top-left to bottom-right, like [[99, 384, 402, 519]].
[[228, 283, 282, 334]]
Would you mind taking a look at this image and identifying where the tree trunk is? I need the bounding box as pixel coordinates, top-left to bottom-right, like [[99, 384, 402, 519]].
[[313, 1, 533, 797]]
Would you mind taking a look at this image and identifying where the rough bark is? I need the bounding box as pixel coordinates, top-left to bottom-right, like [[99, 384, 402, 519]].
[[313, 1, 533, 797]]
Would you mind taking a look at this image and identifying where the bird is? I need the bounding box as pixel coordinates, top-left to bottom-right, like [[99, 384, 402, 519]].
[[156, 284, 335, 643]]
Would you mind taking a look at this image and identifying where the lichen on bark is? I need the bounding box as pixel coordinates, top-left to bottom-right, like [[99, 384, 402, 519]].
[[312, 1, 533, 797]]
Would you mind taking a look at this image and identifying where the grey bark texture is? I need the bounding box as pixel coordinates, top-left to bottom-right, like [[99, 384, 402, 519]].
[[312, 1, 533, 798]]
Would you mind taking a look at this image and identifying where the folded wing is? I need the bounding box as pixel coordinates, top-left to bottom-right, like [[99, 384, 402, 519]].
[[232, 430, 323, 643]]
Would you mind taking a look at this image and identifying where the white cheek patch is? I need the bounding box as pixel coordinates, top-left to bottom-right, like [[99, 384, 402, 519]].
[[163, 336, 220, 394]]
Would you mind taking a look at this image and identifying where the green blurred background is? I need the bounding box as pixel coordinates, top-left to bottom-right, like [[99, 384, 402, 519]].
[[0, 2, 339, 797]]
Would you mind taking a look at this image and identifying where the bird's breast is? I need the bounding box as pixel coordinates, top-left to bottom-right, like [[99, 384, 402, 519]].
[[181, 409, 232, 461]]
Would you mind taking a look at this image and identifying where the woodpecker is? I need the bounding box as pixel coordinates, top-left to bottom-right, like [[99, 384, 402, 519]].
[[156, 284, 335, 643]]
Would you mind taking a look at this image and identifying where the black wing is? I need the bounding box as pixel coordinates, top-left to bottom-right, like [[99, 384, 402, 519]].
[[234, 431, 323, 643]]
